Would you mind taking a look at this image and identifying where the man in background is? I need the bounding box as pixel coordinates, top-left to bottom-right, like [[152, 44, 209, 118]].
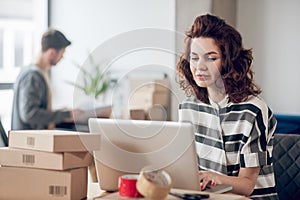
[[11, 29, 82, 130]]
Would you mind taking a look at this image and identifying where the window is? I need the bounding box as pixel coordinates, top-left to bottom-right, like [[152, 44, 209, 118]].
[[0, 0, 48, 132]]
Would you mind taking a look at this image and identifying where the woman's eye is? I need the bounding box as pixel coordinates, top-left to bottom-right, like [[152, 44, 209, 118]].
[[207, 57, 217, 61], [191, 57, 199, 61]]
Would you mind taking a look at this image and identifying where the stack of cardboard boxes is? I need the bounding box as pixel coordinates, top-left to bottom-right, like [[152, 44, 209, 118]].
[[128, 78, 170, 121], [0, 130, 101, 200]]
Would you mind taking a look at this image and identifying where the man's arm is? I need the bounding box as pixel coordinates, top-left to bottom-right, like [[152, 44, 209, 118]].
[[18, 72, 70, 128]]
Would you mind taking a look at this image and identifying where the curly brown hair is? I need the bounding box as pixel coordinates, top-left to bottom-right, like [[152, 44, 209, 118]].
[[176, 14, 261, 104]]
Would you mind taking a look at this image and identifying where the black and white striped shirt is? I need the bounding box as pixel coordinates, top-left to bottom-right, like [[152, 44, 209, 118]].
[[179, 95, 278, 200]]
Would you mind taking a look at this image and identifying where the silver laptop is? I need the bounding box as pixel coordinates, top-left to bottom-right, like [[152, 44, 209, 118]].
[[88, 118, 200, 192]]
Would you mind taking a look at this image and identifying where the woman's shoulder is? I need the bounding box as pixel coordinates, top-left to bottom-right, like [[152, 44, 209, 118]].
[[246, 95, 269, 108], [231, 95, 271, 114]]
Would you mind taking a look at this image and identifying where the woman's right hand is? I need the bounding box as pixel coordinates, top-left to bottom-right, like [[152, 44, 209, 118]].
[[198, 170, 221, 190]]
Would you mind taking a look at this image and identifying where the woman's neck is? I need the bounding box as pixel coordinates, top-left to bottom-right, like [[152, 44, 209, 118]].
[[207, 85, 226, 103]]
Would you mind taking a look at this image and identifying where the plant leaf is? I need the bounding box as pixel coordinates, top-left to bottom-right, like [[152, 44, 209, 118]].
[[95, 82, 109, 98], [66, 56, 113, 98]]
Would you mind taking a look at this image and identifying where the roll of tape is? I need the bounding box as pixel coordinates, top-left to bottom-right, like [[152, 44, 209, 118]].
[[136, 169, 172, 200], [118, 174, 143, 198]]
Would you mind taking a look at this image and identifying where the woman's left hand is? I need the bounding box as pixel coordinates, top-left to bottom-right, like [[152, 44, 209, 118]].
[[198, 170, 222, 190]]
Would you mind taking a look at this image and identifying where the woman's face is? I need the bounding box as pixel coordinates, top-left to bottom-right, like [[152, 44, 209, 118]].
[[189, 37, 222, 89]]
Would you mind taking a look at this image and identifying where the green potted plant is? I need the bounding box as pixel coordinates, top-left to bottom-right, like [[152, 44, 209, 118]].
[[67, 55, 114, 120], [67, 55, 112, 100]]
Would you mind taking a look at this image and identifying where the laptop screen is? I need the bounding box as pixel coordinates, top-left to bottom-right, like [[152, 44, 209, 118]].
[[88, 118, 200, 191]]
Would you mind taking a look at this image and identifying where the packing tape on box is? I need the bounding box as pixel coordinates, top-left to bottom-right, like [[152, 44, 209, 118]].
[[118, 174, 143, 198], [136, 168, 173, 200]]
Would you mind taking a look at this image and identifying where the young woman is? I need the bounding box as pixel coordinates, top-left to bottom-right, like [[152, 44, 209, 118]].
[[176, 14, 278, 200]]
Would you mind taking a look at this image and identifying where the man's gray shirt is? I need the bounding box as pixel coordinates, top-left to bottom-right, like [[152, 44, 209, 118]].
[[11, 65, 70, 130]]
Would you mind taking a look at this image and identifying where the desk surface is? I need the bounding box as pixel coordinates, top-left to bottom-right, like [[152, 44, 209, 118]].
[[87, 183, 250, 200]]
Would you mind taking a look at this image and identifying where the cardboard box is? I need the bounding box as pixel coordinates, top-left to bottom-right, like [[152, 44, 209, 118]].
[[153, 91, 170, 106], [130, 109, 146, 120], [129, 91, 170, 110], [0, 166, 87, 200], [128, 91, 152, 110], [130, 79, 169, 93], [146, 105, 168, 121], [8, 130, 101, 152], [0, 147, 93, 170]]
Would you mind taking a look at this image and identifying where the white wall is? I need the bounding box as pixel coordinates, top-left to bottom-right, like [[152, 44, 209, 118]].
[[50, 0, 177, 118], [237, 0, 300, 114]]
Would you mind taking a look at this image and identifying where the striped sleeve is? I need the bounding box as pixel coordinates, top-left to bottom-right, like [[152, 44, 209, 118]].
[[240, 104, 274, 168]]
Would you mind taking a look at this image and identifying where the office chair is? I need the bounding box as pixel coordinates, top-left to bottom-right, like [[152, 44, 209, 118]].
[[273, 133, 300, 200], [0, 120, 8, 147]]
